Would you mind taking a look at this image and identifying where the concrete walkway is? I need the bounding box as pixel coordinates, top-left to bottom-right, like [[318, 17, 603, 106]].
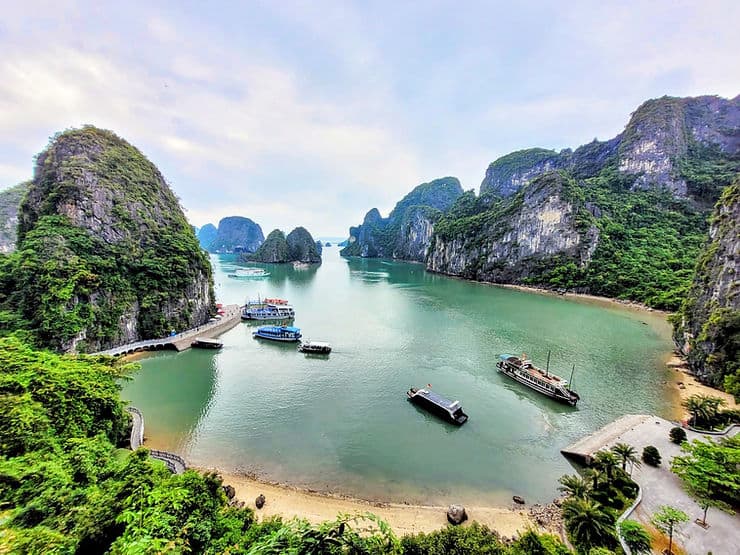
[[126, 407, 186, 474], [94, 304, 241, 356], [580, 415, 739, 555]]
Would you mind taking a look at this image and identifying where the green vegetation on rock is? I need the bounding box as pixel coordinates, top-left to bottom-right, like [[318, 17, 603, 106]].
[[0, 126, 214, 352], [0, 182, 29, 253]]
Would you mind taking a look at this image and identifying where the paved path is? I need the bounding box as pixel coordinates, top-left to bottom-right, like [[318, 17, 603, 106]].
[[574, 415, 739, 555], [94, 304, 241, 356], [126, 407, 186, 474]]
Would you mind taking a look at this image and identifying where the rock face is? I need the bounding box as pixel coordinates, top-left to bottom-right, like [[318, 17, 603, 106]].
[[287, 227, 321, 263], [249, 227, 321, 263], [209, 216, 264, 253], [340, 177, 463, 261], [0, 182, 29, 253], [428, 173, 598, 282], [480, 95, 740, 198], [673, 180, 739, 386], [446, 504, 467, 525], [15, 126, 214, 352], [197, 223, 217, 250]]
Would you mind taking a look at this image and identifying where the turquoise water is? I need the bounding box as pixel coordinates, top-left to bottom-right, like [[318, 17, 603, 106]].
[[122, 247, 674, 505]]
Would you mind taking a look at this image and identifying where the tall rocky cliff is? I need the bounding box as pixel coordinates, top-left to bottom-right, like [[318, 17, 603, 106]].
[[428, 172, 599, 281], [197, 223, 217, 250], [13, 126, 214, 352], [249, 227, 321, 263], [340, 177, 463, 261], [673, 180, 739, 388], [208, 216, 264, 253], [480, 95, 739, 198], [0, 182, 29, 253]]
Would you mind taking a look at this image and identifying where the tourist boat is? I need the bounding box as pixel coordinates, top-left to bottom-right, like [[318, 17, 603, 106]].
[[406, 387, 468, 425], [191, 337, 223, 349], [241, 302, 295, 321], [228, 268, 270, 279], [496, 352, 580, 406], [252, 325, 302, 342], [298, 341, 332, 354], [263, 298, 288, 305]]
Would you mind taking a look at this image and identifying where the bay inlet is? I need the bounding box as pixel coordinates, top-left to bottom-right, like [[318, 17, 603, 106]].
[[122, 247, 675, 505]]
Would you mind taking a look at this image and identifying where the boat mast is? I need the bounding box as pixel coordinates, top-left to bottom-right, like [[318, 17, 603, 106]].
[[569, 364, 575, 387], [545, 350, 551, 377]]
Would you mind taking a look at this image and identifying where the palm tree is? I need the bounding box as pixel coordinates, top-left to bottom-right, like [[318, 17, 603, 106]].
[[586, 467, 605, 491], [593, 450, 620, 480], [562, 497, 616, 552], [682, 394, 726, 428], [611, 442, 640, 472], [558, 474, 591, 499]]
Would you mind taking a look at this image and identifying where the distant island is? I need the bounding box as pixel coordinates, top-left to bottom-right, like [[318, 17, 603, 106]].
[[247, 226, 322, 263]]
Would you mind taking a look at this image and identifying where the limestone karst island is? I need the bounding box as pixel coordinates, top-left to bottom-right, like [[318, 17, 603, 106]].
[[0, 4, 738, 554]]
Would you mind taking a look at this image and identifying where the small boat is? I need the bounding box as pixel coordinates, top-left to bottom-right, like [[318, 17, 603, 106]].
[[191, 337, 223, 349], [228, 268, 270, 279], [496, 352, 580, 406], [407, 387, 468, 425], [253, 325, 302, 342], [298, 341, 332, 354]]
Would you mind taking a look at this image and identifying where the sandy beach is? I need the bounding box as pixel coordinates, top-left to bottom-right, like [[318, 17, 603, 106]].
[[204, 469, 533, 538], [665, 354, 738, 419]]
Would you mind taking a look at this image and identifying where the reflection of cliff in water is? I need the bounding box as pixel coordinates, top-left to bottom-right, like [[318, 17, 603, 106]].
[[264, 262, 320, 286], [344, 256, 436, 287], [121, 350, 218, 453]]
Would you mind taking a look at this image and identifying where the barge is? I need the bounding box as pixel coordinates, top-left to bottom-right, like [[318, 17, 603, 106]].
[[298, 341, 332, 354], [407, 387, 468, 425]]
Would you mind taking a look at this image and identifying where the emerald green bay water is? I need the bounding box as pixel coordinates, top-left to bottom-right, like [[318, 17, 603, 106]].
[[122, 248, 675, 505]]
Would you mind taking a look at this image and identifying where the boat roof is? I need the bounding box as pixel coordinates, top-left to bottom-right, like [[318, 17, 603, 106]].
[[304, 341, 330, 347], [258, 325, 301, 332], [415, 389, 461, 410], [499, 354, 569, 385]]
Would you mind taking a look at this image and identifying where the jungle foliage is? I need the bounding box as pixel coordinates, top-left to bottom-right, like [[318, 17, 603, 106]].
[[0, 335, 574, 554]]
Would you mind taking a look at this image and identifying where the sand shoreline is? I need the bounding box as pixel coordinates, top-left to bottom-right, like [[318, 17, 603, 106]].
[[200, 468, 534, 537], [665, 354, 738, 420]]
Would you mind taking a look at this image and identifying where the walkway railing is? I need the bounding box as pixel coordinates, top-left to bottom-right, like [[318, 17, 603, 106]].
[[126, 406, 187, 474], [616, 485, 643, 555]]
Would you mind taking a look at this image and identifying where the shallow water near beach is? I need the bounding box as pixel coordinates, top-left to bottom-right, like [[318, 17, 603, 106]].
[[122, 248, 675, 505]]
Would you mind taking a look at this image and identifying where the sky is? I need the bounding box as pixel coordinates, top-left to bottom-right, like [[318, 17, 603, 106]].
[[0, 1, 738, 236]]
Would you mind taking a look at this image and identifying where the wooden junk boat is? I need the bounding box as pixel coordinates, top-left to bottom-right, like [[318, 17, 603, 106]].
[[496, 352, 580, 406], [407, 387, 468, 425]]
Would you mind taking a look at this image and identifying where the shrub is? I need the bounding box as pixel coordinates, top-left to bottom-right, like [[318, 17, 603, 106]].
[[669, 426, 687, 444], [642, 446, 661, 466]]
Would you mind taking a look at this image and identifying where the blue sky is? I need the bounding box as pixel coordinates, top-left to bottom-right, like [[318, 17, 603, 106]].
[[1, 1, 738, 236]]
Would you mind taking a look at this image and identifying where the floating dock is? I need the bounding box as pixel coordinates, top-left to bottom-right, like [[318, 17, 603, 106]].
[[561, 414, 653, 464]]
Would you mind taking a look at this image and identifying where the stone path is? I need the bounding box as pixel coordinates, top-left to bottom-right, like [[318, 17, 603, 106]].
[[569, 415, 739, 555], [94, 304, 241, 356], [126, 407, 186, 474]]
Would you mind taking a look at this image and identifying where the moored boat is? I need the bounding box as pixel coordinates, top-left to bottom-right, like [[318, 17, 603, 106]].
[[496, 353, 580, 406], [406, 387, 468, 425], [252, 325, 302, 342], [298, 341, 332, 354], [241, 302, 295, 321], [191, 337, 223, 349], [228, 268, 270, 279]]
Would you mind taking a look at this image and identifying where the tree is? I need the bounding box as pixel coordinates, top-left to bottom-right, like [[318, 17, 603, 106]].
[[558, 474, 591, 499], [669, 426, 687, 445], [671, 435, 740, 526], [593, 451, 620, 480], [651, 506, 688, 555], [618, 520, 651, 554], [682, 394, 726, 429], [642, 445, 661, 466], [586, 468, 605, 491], [610, 443, 639, 472], [562, 497, 616, 553]]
